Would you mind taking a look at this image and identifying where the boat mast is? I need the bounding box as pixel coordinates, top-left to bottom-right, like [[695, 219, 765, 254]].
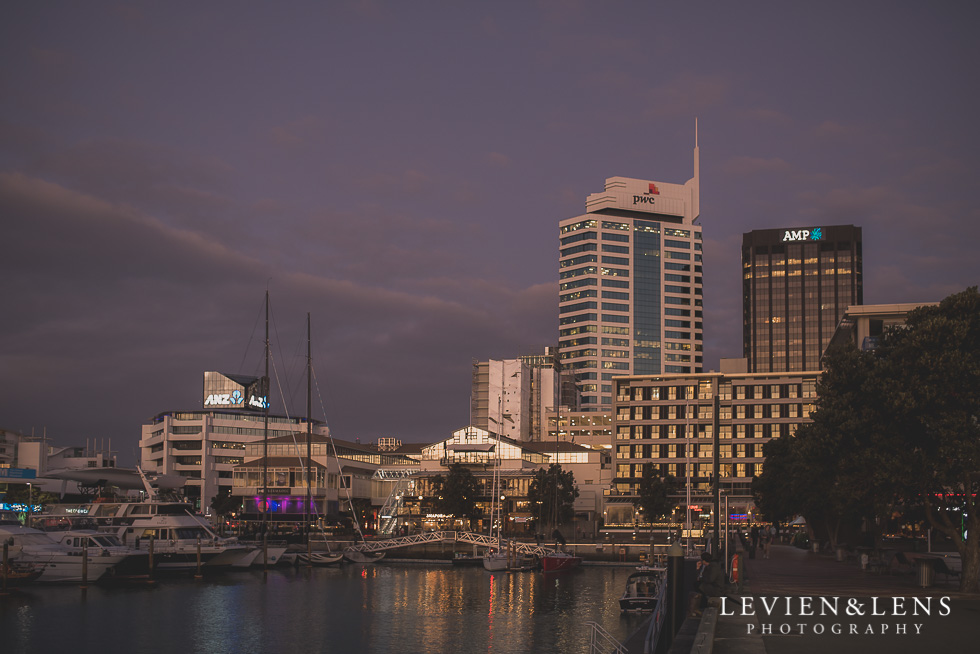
[[262, 290, 270, 566], [305, 312, 312, 540]]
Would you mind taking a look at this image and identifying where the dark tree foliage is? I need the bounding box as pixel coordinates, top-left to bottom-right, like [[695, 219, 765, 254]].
[[753, 287, 980, 591], [527, 464, 579, 528], [1, 483, 59, 506], [430, 464, 480, 520], [210, 489, 243, 518], [637, 465, 678, 522], [876, 287, 980, 591], [754, 344, 882, 548]]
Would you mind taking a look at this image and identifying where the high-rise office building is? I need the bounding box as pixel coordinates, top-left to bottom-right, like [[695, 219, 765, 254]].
[[558, 145, 702, 410], [742, 225, 863, 372]]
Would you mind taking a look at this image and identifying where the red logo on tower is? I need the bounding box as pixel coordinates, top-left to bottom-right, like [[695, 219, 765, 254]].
[[647, 183, 660, 195]]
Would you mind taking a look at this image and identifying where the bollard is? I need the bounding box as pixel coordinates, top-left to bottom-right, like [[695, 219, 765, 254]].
[[664, 541, 685, 650], [195, 537, 203, 579], [81, 540, 88, 588]]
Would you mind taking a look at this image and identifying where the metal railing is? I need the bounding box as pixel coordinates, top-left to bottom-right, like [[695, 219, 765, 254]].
[[345, 531, 552, 556], [586, 622, 627, 654], [643, 578, 668, 654]]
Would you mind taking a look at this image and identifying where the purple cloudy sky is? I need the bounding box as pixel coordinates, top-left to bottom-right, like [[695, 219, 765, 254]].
[[2, 2, 978, 463]]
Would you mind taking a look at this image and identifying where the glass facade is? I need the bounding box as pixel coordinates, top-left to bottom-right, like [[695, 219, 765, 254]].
[[558, 174, 702, 410], [742, 226, 862, 372]]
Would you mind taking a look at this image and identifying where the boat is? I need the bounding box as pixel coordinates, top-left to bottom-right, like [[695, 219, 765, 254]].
[[0, 523, 124, 583], [1, 560, 45, 587], [619, 567, 667, 613], [540, 551, 582, 572], [298, 551, 344, 566], [47, 529, 150, 580], [452, 552, 484, 567], [482, 549, 510, 571], [344, 549, 385, 564], [41, 470, 255, 573]]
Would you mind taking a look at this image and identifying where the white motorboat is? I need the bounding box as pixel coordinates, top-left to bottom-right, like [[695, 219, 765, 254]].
[[47, 529, 150, 580], [482, 550, 510, 571], [43, 471, 254, 573], [241, 544, 290, 567], [114, 508, 254, 572], [0, 524, 123, 583], [619, 567, 667, 613]]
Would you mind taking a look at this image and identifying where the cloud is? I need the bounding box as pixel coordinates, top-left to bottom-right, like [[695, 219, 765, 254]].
[[269, 115, 329, 148], [487, 152, 511, 167], [642, 73, 731, 119], [742, 108, 794, 125], [719, 156, 793, 177], [0, 172, 553, 452], [351, 167, 436, 196]]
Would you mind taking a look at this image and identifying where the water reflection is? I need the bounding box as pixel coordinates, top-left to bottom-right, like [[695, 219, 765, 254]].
[[0, 565, 645, 654]]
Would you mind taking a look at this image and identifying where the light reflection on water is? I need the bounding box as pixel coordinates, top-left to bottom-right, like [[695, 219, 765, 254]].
[[0, 564, 649, 654]]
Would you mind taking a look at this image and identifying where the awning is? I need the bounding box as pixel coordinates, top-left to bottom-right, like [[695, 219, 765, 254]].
[[447, 443, 495, 452]]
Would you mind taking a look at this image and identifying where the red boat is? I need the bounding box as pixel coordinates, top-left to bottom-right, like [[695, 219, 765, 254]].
[[540, 552, 582, 572]]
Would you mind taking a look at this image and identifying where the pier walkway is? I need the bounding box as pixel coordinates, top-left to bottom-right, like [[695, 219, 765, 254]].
[[704, 544, 978, 654], [345, 531, 553, 556]]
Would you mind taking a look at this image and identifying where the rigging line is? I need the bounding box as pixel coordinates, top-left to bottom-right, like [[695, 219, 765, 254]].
[[311, 364, 364, 541], [239, 297, 265, 375], [269, 351, 325, 525], [268, 296, 296, 407]]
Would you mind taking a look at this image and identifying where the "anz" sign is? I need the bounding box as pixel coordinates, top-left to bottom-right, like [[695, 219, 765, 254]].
[[204, 391, 269, 410], [782, 227, 824, 242]]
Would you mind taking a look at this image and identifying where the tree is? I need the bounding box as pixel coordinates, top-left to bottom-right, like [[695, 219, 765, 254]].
[[874, 287, 980, 591], [210, 489, 243, 519], [430, 464, 480, 522], [1, 483, 59, 506], [528, 464, 579, 528], [755, 344, 884, 549], [637, 465, 678, 522], [753, 287, 980, 591]]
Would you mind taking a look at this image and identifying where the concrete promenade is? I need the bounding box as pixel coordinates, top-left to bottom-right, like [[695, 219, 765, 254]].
[[710, 544, 979, 654]]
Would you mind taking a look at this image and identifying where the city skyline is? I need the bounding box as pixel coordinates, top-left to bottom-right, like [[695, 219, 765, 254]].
[[2, 3, 979, 463]]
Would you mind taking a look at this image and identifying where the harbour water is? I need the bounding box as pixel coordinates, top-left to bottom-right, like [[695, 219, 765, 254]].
[[1, 563, 648, 654]]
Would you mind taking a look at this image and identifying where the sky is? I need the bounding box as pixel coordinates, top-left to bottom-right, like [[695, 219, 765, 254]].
[[2, 1, 978, 465]]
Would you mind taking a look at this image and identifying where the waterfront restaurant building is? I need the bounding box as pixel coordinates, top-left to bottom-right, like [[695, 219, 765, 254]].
[[608, 366, 820, 533], [558, 146, 703, 412], [231, 434, 420, 531], [399, 427, 608, 538]]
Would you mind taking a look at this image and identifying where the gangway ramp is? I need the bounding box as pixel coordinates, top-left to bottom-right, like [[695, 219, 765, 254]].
[[346, 531, 552, 557]]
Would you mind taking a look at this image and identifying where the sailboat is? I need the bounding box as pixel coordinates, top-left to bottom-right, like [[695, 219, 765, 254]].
[[297, 312, 344, 566], [539, 464, 582, 573], [483, 419, 509, 571]]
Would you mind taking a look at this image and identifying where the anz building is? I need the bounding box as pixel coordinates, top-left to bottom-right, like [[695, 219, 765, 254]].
[[140, 371, 327, 515], [742, 225, 863, 372], [558, 144, 703, 411]]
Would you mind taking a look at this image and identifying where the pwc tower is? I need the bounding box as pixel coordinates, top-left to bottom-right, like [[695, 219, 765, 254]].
[[558, 143, 702, 410]]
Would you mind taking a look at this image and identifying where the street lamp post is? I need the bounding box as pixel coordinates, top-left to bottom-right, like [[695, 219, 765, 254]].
[[27, 482, 33, 528]]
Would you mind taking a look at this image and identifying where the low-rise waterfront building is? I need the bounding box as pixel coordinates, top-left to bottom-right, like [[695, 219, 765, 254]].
[[231, 434, 420, 531], [399, 426, 607, 538], [609, 370, 820, 534]]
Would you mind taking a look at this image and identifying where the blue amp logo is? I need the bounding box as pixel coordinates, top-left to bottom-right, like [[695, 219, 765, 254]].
[[782, 227, 824, 242]]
